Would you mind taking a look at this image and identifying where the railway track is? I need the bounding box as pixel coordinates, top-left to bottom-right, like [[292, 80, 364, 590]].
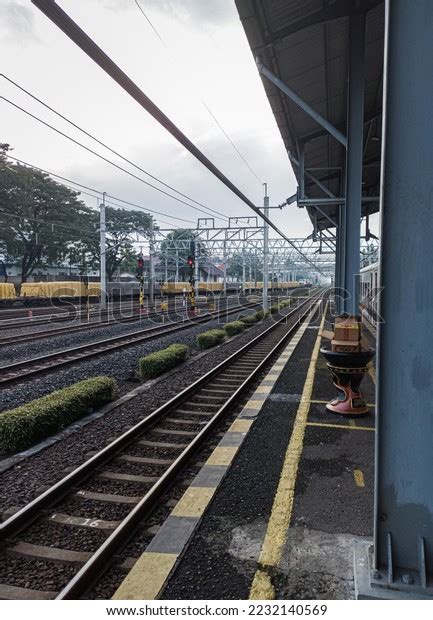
[[0, 299, 265, 387], [0, 290, 324, 600], [0, 294, 258, 346], [0, 297, 201, 331]]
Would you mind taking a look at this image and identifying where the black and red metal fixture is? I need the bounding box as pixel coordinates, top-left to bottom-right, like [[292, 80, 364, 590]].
[[321, 314, 374, 416], [136, 254, 145, 311]]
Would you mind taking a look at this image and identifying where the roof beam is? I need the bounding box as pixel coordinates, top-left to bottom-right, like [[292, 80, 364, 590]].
[[263, 0, 383, 45], [256, 60, 347, 147]]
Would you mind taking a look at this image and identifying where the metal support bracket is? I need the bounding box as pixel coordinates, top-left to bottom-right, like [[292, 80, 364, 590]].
[[257, 60, 347, 147]]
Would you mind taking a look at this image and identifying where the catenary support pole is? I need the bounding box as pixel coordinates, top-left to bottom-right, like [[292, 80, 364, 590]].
[[149, 219, 155, 307], [194, 238, 199, 299], [342, 11, 365, 316], [360, 0, 433, 598], [99, 192, 106, 309], [242, 252, 246, 295], [263, 184, 269, 311]]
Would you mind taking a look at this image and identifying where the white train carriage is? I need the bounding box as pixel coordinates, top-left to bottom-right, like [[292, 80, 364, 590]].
[[360, 261, 379, 326]]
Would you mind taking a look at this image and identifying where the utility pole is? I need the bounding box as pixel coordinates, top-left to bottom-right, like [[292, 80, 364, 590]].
[[263, 183, 269, 311], [175, 249, 179, 283], [100, 192, 106, 310], [194, 237, 200, 300], [223, 233, 227, 296], [149, 218, 155, 308], [242, 251, 246, 296]]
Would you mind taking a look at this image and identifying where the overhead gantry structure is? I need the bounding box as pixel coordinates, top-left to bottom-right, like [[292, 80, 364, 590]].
[[236, 0, 433, 600]]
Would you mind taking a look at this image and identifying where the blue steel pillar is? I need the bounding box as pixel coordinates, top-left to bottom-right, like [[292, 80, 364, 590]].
[[369, 0, 433, 596], [342, 11, 365, 316]]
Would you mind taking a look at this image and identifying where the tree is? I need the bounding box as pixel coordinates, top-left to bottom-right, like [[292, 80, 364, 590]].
[[103, 208, 152, 280], [159, 228, 208, 280], [0, 145, 95, 282]]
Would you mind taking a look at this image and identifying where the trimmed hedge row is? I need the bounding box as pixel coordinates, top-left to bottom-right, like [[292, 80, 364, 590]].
[[240, 314, 258, 326], [224, 321, 246, 337], [197, 329, 226, 349], [0, 376, 117, 453], [139, 344, 189, 380]]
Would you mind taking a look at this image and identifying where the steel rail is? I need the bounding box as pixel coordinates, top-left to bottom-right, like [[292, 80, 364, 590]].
[[0, 296, 238, 346], [0, 291, 324, 600], [0, 292, 321, 542], [0, 300, 264, 386], [57, 292, 323, 599]]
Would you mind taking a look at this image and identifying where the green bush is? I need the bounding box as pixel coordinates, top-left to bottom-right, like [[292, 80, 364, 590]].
[[197, 329, 226, 349], [139, 344, 189, 380], [240, 314, 258, 326], [270, 304, 281, 314], [0, 377, 117, 453], [224, 321, 246, 337], [255, 309, 270, 320], [279, 299, 291, 308]]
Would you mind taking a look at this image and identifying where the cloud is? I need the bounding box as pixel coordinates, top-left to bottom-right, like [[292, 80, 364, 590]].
[[100, 0, 233, 26], [0, 1, 38, 45]]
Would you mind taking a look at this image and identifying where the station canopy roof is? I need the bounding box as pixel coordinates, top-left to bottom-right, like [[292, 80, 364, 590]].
[[235, 0, 384, 231]]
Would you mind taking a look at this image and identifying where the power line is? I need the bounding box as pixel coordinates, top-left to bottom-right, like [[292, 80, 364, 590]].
[[5, 154, 196, 226], [133, 0, 263, 185], [1, 96, 229, 223], [30, 0, 324, 275], [1, 73, 228, 221]]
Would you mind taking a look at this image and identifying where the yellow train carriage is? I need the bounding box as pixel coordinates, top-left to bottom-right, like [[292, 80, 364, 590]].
[[161, 282, 192, 295], [0, 283, 16, 301], [21, 281, 101, 300], [198, 282, 224, 293]]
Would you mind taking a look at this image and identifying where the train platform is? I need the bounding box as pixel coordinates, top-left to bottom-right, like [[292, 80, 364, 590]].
[[113, 299, 376, 601]]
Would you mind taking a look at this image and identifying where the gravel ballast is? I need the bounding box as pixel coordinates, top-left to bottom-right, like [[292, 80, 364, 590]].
[[0, 303, 301, 514]]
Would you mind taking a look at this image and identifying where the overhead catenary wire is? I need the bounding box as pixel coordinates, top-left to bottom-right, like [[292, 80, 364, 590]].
[[0, 73, 228, 221], [1, 96, 229, 224], [30, 0, 324, 275], [133, 0, 263, 185], [5, 155, 197, 226]]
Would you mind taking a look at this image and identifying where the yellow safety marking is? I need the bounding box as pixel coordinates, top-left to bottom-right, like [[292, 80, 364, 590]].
[[353, 469, 365, 488], [229, 419, 254, 433], [271, 364, 286, 371], [171, 487, 216, 518], [254, 385, 273, 394], [244, 399, 264, 410], [112, 552, 177, 600], [265, 372, 280, 380], [306, 422, 375, 432], [206, 446, 238, 466], [249, 301, 326, 600]]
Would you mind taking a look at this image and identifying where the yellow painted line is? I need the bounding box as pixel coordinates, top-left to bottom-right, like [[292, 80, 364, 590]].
[[306, 421, 375, 432], [112, 552, 177, 600], [229, 419, 254, 433], [171, 487, 215, 518], [353, 469, 365, 488], [249, 300, 326, 600], [244, 399, 264, 410], [254, 385, 272, 394], [265, 373, 279, 380], [206, 446, 238, 466]]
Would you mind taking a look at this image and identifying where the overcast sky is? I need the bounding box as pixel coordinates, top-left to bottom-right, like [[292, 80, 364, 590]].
[[1, 0, 314, 240]]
